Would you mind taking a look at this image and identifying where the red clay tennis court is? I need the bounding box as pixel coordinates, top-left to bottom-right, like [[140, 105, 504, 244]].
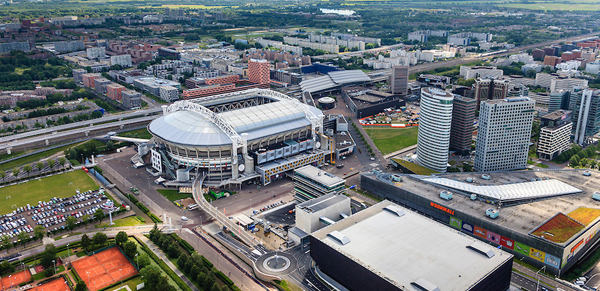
[[29, 277, 69, 291], [72, 247, 138, 291], [0, 269, 31, 289]]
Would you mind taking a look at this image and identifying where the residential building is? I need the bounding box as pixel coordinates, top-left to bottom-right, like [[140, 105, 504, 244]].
[[248, 58, 270, 85], [122, 90, 142, 109], [473, 78, 510, 109], [416, 87, 454, 172], [86, 47, 106, 59], [94, 78, 111, 94], [110, 54, 132, 67], [72, 69, 87, 83], [293, 165, 345, 202], [474, 97, 535, 172], [54, 41, 84, 53], [389, 65, 408, 96], [585, 62, 600, 75], [82, 73, 100, 88], [450, 96, 476, 155], [159, 85, 179, 102], [571, 88, 600, 145], [106, 84, 125, 101], [537, 110, 573, 160], [0, 41, 32, 53], [543, 56, 562, 67]]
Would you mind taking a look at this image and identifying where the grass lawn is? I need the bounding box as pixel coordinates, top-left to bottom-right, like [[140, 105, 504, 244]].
[[31, 265, 66, 281], [536, 163, 549, 168], [527, 160, 535, 165], [0, 170, 98, 215], [157, 189, 192, 202], [366, 127, 418, 155], [531, 213, 585, 243], [117, 128, 152, 140], [95, 216, 145, 228], [107, 275, 143, 291], [391, 158, 438, 175]]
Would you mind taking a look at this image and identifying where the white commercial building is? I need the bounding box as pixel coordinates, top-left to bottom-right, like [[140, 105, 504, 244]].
[[474, 97, 535, 172], [586, 62, 600, 75], [556, 60, 582, 71], [537, 110, 573, 161], [416, 87, 454, 172], [509, 53, 535, 64], [550, 77, 588, 93], [110, 54, 132, 67], [86, 47, 106, 59], [460, 66, 503, 79]]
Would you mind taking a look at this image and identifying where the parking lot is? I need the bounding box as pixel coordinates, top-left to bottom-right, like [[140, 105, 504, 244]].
[[0, 189, 112, 242]]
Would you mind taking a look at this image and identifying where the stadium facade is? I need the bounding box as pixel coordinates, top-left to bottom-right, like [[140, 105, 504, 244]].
[[148, 89, 330, 186], [360, 170, 600, 276]]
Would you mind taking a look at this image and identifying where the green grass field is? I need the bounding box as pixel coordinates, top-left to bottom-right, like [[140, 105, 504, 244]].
[[0, 143, 75, 172], [157, 189, 192, 202], [366, 127, 418, 155], [0, 170, 98, 215], [117, 128, 152, 140], [95, 216, 146, 228]]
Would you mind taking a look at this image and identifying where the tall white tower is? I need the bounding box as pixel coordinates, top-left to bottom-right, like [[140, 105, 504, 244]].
[[416, 87, 454, 173]]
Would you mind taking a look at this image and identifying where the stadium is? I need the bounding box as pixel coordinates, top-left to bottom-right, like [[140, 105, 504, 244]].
[[360, 169, 600, 276], [147, 88, 330, 187]]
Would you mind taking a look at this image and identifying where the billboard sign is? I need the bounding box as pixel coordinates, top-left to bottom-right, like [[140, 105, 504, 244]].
[[486, 231, 500, 244], [529, 247, 546, 262], [500, 236, 515, 250], [545, 253, 560, 268], [515, 241, 531, 257], [449, 216, 462, 229], [461, 221, 474, 234], [474, 226, 487, 239]]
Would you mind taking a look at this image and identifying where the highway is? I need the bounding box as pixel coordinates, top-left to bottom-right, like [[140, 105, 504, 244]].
[[0, 107, 162, 144], [0, 115, 157, 152]]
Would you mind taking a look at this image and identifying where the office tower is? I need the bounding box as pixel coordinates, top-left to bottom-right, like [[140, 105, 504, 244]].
[[416, 87, 454, 172], [390, 65, 409, 96], [537, 110, 573, 160], [473, 78, 510, 109], [570, 88, 600, 145], [248, 58, 270, 85], [450, 96, 476, 155], [474, 97, 535, 172], [548, 90, 571, 114]]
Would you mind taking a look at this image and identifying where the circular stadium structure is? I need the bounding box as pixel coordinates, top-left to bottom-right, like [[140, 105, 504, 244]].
[[148, 89, 325, 186]]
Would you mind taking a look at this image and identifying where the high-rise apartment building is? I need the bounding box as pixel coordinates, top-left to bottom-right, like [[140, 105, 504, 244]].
[[548, 90, 571, 114], [570, 88, 600, 145], [416, 87, 454, 172], [474, 97, 535, 172], [248, 58, 270, 85], [389, 65, 408, 96], [537, 110, 572, 161], [159, 85, 179, 102], [449, 96, 476, 155], [473, 78, 510, 109]]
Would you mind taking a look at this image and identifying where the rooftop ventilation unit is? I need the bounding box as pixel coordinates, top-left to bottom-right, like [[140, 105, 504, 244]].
[[410, 278, 441, 291], [327, 231, 350, 245], [466, 243, 496, 258], [384, 205, 405, 217]]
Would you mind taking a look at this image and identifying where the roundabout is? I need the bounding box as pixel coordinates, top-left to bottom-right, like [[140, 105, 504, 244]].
[[256, 252, 296, 276]]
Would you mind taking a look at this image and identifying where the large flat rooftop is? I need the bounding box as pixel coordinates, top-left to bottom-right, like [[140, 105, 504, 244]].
[[312, 201, 513, 290], [296, 193, 348, 214], [367, 169, 600, 246], [295, 165, 345, 188]]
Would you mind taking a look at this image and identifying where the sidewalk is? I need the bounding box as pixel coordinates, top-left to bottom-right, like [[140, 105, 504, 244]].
[[137, 235, 199, 291], [383, 144, 417, 159]]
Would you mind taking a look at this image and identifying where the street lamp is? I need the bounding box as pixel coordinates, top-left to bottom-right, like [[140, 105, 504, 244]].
[[119, 269, 123, 286], [135, 253, 139, 270], [67, 243, 70, 258], [52, 259, 56, 275], [536, 265, 547, 291]]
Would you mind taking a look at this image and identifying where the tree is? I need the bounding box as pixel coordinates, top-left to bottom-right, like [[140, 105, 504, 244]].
[[34, 225, 45, 241], [140, 265, 162, 289], [196, 273, 207, 288], [211, 283, 222, 291], [203, 273, 216, 291], [66, 216, 77, 232], [123, 241, 137, 259], [58, 157, 67, 169], [17, 231, 28, 248], [94, 208, 104, 223], [177, 254, 188, 270], [1, 235, 12, 251], [12, 168, 20, 178], [40, 244, 57, 269], [0, 260, 14, 276], [75, 282, 87, 291], [81, 234, 91, 250], [0, 170, 5, 182], [93, 232, 108, 246], [116, 231, 128, 246], [36, 161, 45, 172], [82, 215, 91, 227], [48, 159, 56, 170], [189, 265, 201, 279], [23, 164, 32, 176], [138, 254, 151, 269], [44, 267, 55, 277], [167, 242, 180, 259]]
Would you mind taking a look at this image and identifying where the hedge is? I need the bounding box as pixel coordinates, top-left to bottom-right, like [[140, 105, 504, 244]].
[[215, 271, 234, 287], [200, 256, 213, 269], [149, 213, 162, 223], [136, 202, 149, 213], [126, 194, 139, 204], [170, 234, 194, 254]]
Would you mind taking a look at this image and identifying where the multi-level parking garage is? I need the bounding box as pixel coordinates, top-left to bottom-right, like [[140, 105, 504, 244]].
[[148, 89, 329, 187]]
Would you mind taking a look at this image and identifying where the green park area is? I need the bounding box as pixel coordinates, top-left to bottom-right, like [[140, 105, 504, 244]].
[[366, 127, 418, 155], [157, 189, 192, 202], [0, 170, 98, 214]]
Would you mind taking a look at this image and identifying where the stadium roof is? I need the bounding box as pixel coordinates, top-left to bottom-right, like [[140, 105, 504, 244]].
[[149, 95, 323, 147], [312, 201, 513, 290], [420, 176, 582, 203], [300, 70, 371, 93]]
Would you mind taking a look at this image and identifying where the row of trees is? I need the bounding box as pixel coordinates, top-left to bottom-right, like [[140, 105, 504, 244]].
[[0, 157, 68, 182]]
